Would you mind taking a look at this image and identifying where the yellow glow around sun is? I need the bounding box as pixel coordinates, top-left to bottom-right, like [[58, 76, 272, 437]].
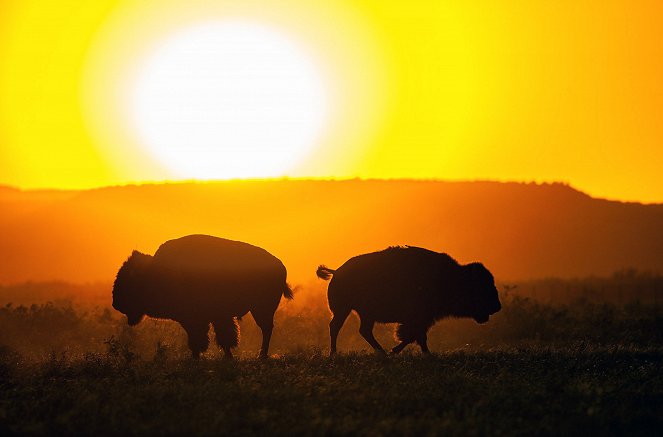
[[130, 21, 328, 179], [79, 0, 388, 184]]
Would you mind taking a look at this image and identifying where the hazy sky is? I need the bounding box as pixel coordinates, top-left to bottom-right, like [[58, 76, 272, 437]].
[[1, 0, 661, 202]]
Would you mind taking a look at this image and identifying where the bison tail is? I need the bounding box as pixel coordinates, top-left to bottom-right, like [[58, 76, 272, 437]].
[[283, 282, 294, 300], [316, 265, 336, 281]]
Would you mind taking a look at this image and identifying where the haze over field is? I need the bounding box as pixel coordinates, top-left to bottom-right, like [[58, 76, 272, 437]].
[[1, 180, 662, 286]]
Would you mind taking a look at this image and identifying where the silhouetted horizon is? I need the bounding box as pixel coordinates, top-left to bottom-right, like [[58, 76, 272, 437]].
[[2, 178, 661, 205]]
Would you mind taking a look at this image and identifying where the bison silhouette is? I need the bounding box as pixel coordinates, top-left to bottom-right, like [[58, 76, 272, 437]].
[[317, 246, 501, 355], [113, 235, 293, 359]]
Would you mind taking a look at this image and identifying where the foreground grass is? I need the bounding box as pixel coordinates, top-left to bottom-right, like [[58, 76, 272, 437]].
[[1, 348, 661, 436]]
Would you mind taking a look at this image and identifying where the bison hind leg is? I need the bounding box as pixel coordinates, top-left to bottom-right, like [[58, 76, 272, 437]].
[[358, 316, 386, 354], [329, 307, 351, 356], [250, 308, 276, 359], [213, 317, 240, 359]]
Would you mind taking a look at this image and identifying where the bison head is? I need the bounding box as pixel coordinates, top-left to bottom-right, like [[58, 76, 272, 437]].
[[462, 262, 502, 324], [112, 250, 152, 326]]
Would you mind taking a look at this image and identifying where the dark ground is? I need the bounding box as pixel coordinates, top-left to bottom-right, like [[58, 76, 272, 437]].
[[1, 276, 663, 436], [1, 347, 662, 436]]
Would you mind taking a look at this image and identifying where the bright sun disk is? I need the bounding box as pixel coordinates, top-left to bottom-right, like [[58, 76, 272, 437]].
[[130, 21, 328, 179]]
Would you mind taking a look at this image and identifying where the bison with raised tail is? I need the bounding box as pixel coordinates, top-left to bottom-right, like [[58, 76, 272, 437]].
[[317, 246, 501, 355], [113, 235, 293, 359]]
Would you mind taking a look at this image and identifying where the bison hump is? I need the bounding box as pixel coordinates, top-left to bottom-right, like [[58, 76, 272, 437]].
[[152, 235, 282, 274]]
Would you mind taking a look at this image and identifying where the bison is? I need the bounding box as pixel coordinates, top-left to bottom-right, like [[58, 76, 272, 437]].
[[113, 235, 293, 359], [316, 246, 501, 355]]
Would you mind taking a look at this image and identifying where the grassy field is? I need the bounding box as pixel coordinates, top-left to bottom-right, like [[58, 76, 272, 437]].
[[1, 347, 661, 436], [1, 275, 662, 435]]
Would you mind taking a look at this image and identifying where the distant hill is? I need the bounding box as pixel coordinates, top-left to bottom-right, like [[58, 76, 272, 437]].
[[1, 180, 661, 283]]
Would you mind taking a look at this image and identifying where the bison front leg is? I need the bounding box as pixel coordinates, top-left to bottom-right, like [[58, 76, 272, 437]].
[[329, 308, 351, 356], [416, 332, 430, 354], [392, 323, 429, 355], [181, 320, 210, 359], [390, 340, 413, 355], [213, 317, 239, 360], [391, 334, 429, 355]]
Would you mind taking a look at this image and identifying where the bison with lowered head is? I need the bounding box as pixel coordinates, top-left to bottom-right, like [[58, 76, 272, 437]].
[[317, 246, 501, 355], [113, 235, 292, 359]]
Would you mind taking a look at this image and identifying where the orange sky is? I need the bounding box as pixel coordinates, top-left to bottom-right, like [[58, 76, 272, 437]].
[[1, 0, 662, 202]]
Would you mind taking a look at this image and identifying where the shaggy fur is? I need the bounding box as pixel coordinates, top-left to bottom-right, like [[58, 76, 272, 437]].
[[318, 246, 501, 355], [113, 234, 292, 359]]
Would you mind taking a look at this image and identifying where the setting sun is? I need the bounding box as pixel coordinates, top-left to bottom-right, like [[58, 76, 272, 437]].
[[130, 21, 328, 179]]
